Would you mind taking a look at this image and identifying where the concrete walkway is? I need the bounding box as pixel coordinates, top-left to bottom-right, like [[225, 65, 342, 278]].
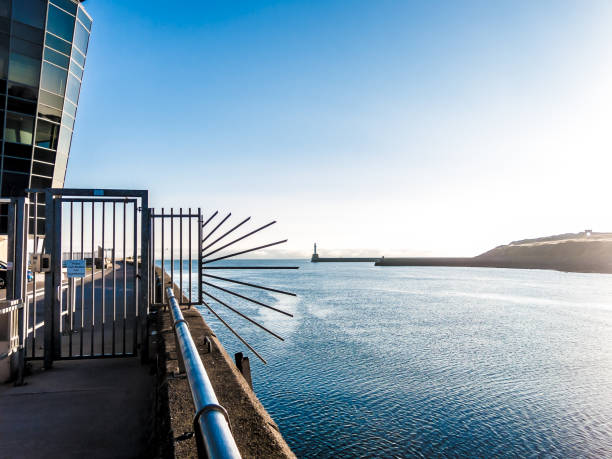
[[0, 264, 154, 458], [0, 358, 154, 458]]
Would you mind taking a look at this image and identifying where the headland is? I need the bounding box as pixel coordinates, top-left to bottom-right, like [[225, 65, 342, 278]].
[[375, 231, 612, 274]]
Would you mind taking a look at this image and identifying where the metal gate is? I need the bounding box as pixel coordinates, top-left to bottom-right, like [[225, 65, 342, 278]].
[[42, 189, 149, 366]]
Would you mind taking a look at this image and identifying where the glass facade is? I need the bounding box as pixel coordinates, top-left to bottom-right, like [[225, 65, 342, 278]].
[[0, 0, 90, 231]]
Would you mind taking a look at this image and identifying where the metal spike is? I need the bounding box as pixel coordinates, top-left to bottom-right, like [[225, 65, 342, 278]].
[[202, 216, 251, 253], [202, 290, 284, 341], [202, 239, 287, 264], [202, 300, 267, 364], [202, 221, 276, 259], [201, 212, 231, 244], [202, 273, 296, 296], [203, 281, 293, 317], [202, 210, 218, 228]]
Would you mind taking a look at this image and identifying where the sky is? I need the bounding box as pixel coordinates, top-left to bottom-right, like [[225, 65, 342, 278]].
[[67, 0, 612, 258]]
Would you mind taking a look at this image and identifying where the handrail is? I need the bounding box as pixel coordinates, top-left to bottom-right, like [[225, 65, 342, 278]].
[[166, 287, 241, 459]]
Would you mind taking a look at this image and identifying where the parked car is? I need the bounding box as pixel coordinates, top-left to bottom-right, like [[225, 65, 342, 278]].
[[0, 261, 33, 289]]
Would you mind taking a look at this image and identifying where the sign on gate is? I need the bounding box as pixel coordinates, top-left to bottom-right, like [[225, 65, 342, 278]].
[[63, 260, 86, 278]]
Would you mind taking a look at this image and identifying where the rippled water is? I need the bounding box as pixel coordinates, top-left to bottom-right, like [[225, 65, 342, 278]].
[[168, 260, 612, 458]]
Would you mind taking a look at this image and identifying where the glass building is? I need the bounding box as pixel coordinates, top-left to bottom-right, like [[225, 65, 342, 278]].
[[0, 0, 91, 198], [0, 0, 90, 233]]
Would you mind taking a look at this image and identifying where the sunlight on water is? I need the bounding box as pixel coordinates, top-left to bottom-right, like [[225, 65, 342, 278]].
[[164, 260, 612, 458]]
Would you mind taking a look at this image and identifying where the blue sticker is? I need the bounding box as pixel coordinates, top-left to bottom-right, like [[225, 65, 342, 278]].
[[93, 189, 104, 196]]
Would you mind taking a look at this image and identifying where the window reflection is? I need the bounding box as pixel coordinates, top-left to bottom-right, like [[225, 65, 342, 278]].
[[12, 0, 46, 29], [77, 7, 92, 31], [39, 90, 64, 110], [5, 113, 34, 144], [12, 22, 44, 43], [38, 104, 62, 123], [51, 0, 78, 15], [63, 99, 76, 118], [8, 82, 38, 100], [35, 119, 60, 149], [44, 47, 70, 68], [71, 47, 85, 67], [73, 22, 89, 54], [69, 59, 83, 79], [61, 111, 74, 130], [47, 5, 75, 42], [8, 53, 41, 87], [45, 32, 72, 56], [65, 73, 80, 103], [41, 61, 67, 96]]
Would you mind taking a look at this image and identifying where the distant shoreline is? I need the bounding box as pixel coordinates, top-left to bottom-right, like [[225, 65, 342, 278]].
[[374, 257, 612, 274]]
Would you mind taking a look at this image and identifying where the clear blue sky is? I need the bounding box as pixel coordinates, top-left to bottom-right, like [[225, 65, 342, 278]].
[[68, 1, 612, 257]]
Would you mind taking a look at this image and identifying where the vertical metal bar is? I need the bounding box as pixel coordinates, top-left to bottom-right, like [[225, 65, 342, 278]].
[[101, 202, 106, 355], [32, 193, 38, 358], [14, 198, 29, 385], [139, 194, 150, 362], [170, 208, 174, 297], [80, 202, 84, 357], [53, 198, 62, 360], [123, 200, 127, 354], [188, 208, 192, 306], [43, 192, 54, 368], [132, 201, 138, 354], [112, 202, 116, 356], [151, 210, 155, 304], [69, 202, 73, 357], [179, 207, 183, 302], [91, 201, 95, 356], [161, 208, 165, 304], [198, 209, 202, 305]]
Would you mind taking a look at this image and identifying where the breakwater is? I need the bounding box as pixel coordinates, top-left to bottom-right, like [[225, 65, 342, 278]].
[[311, 256, 380, 262]]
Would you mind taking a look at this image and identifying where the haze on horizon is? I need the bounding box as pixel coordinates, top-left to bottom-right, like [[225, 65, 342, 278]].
[[67, 1, 612, 258]]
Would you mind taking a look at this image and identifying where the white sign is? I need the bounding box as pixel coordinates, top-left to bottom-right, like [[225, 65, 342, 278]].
[[63, 259, 86, 278]]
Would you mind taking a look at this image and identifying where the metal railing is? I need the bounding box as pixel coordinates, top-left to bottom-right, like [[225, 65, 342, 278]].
[[166, 287, 241, 459]]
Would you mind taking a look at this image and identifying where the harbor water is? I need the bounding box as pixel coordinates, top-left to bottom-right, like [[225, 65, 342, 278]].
[[166, 260, 612, 458]]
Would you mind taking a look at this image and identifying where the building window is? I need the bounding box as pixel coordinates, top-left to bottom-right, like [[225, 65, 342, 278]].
[[34, 147, 56, 163], [61, 111, 74, 130], [45, 32, 72, 56], [38, 103, 62, 123], [39, 89, 64, 110], [47, 4, 75, 43], [63, 99, 76, 118], [7, 96, 37, 116], [44, 47, 70, 69], [3, 157, 31, 174], [7, 82, 37, 100], [35, 119, 60, 149], [65, 73, 79, 103], [73, 21, 89, 54], [5, 112, 34, 144], [8, 53, 41, 87], [51, 0, 78, 15], [69, 59, 82, 79], [1, 172, 29, 197], [32, 160, 54, 177], [4, 141, 34, 159], [77, 8, 92, 31], [12, 0, 47, 30], [41, 61, 67, 96]]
